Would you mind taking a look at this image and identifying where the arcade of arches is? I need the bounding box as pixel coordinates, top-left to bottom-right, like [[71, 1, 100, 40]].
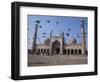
[[35, 48, 82, 55], [32, 35, 87, 55]]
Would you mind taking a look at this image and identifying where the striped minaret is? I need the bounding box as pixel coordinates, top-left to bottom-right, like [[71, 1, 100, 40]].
[[49, 30, 53, 55], [32, 20, 41, 55], [81, 18, 86, 55], [32, 24, 38, 54]]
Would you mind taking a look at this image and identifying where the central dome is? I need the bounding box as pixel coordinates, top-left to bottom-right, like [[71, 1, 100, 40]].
[[67, 37, 77, 44]]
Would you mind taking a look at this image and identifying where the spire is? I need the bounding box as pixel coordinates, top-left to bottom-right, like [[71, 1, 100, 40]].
[[32, 20, 41, 54], [81, 18, 86, 55]]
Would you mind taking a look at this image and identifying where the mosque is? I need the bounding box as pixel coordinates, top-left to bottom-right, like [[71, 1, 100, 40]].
[[35, 35, 83, 55], [31, 18, 87, 55]]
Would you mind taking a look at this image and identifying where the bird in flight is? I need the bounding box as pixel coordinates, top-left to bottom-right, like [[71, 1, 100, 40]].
[[42, 32, 46, 34], [47, 20, 50, 23], [68, 28, 71, 31], [35, 20, 41, 24], [39, 25, 42, 28], [66, 33, 69, 36], [56, 21, 58, 25]]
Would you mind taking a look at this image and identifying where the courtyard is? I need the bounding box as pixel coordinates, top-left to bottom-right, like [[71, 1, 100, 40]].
[[28, 55, 87, 66]]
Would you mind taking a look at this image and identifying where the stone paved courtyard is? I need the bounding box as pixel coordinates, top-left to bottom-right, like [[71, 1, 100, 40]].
[[28, 55, 88, 66]]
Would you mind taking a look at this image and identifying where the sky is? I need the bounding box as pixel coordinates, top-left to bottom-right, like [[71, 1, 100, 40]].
[[27, 15, 88, 49]]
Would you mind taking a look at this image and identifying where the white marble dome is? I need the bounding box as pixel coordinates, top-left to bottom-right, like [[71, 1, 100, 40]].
[[67, 37, 77, 44]]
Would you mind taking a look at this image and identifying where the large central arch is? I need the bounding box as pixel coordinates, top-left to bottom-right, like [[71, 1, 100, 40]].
[[52, 40, 60, 54]]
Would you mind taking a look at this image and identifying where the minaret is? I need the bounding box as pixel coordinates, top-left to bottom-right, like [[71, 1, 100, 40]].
[[32, 24, 38, 54], [49, 30, 53, 55], [81, 18, 86, 55], [32, 20, 41, 55], [61, 32, 64, 55]]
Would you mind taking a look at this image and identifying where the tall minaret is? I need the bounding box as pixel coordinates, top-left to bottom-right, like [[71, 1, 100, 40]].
[[61, 32, 64, 55], [32, 24, 38, 54], [81, 18, 86, 55], [49, 30, 53, 55], [32, 20, 41, 54]]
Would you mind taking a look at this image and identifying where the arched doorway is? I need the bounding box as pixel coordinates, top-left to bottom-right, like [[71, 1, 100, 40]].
[[63, 49, 66, 55], [56, 47, 60, 54], [71, 49, 74, 54], [79, 49, 81, 54], [52, 40, 60, 54], [75, 49, 77, 54], [67, 49, 70, 54]]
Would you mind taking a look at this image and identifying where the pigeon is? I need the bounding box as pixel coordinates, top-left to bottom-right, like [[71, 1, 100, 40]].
[[35, 20, 41, 24], [56, 21, 58, 24], [39, 26, 42, 28], [68, 28, 71, 31], [66, 33, 69, 36], [47, 20, 50, 23], [42, 32, 46, 34]]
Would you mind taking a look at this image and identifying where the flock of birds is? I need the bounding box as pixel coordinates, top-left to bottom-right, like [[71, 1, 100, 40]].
[[28, 20, 87, 45]]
